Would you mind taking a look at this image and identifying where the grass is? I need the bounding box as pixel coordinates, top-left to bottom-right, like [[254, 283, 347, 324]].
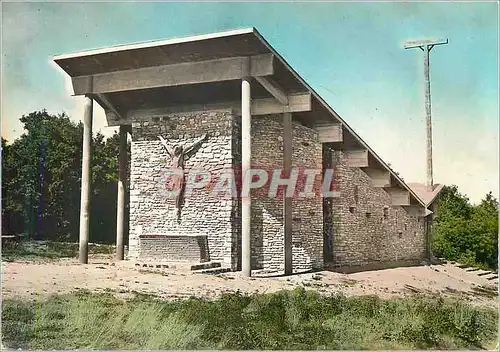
[[2, 288, 498, 350], [2, 240, 114, 262]]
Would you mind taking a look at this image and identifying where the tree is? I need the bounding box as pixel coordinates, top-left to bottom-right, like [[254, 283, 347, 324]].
[[2, 110, 129, 243], [432, 185, 498, 269]]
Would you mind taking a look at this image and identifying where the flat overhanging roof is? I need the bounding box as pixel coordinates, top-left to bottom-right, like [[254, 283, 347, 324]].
[[53, 27, 427, 209], [54, 28, 270, 76]]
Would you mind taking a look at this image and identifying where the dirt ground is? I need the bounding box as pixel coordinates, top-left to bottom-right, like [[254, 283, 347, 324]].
[[2, 255, 498, 308]]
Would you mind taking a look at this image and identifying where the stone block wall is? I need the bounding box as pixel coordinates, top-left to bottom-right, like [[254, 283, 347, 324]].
[[128, 109, 241, 269], [251, 116, 323, 271], [328, 149, 427, 267], [138, 234, 209, 262]]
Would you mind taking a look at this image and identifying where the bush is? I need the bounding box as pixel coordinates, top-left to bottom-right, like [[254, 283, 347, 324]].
[[432, 186, 498, 269]]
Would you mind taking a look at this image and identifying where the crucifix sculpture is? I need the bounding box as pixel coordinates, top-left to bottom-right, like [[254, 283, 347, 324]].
[[158, 134, 207, 218]]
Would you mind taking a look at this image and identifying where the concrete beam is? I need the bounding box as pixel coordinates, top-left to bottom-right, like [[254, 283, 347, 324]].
[[250, 93, 310, 115], [110, 93, 312, 126], [72, 54, 274, 95], [345, 149, 369, 168], [384, 187, 411, 206], [254, 76, 288, 105], [250, 93, 311, 115], [403, 205, 426, 217], [94, 93, 125, 120], [362, 168, 391, 187], [314, 123, 343, 143]]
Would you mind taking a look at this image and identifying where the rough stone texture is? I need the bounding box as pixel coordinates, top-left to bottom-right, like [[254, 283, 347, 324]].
[[327, 149, 427, 267], [138, 234, 209, 262], [127, 107, 425, 273], [129, 109, 240, 269], [251, 116, 323, 272]]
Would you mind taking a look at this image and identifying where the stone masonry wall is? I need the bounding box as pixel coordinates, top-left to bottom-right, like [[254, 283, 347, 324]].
[[251, 116, 323, 272], [129, 109, 240, 269], [328, 149, 427, 267], [138, 234, 209, 262]]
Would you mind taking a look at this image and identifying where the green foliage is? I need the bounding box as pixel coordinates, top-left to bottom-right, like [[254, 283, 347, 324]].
[[2, 290, 498, 350], [432, 185, 498, 269], [1, 241, 115, 262], [2, 110, 130, 243]]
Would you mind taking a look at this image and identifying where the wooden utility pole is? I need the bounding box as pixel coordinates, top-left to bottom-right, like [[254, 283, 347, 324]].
[[404, 38, 448, 192]]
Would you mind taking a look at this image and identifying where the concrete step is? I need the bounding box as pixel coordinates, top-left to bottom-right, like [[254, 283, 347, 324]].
[[190, 261, 221, 271], [192, 267, 231, 275], [465, 267, 480, 272], [476, 270, 493, 276], [485, 274, 498, 281]]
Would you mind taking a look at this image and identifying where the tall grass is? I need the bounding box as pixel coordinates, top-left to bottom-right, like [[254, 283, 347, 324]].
[[2, 288, 498, 350]]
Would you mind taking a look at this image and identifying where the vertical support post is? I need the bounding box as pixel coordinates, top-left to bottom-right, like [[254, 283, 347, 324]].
[[241, 78, 252, 277], [283, 112, 293, 275], [79, 95, 93, 264], [404, 38, 447, 192], [424, 45, 433, 192], [116, 125, 128, 260]]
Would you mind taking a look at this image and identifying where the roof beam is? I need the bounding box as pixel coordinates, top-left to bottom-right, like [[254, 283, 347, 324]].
[[254, 76, 288, 105], [72, 54, 274, 95], [384, 187, 411, 206], [403, 205, 427, 217], [362, 168, 391, 188], [107, 92, 312, 126], [94, 93, 125, 120], [249, 92, 310, 115], [313, 123, 343, 143], [345, 149, 369, 168]]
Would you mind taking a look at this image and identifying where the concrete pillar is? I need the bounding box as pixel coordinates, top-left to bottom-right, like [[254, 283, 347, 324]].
[[116, 125, 128, 260], [283, 112, 293, 275], [79, 96, 93, 264], [241, 78, 252, 277]]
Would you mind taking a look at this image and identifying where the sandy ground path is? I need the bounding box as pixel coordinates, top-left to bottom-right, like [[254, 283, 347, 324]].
[[2, 257, 497, 308]]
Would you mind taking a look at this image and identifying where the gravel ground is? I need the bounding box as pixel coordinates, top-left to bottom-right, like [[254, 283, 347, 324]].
[[2, 255, 498, 307]]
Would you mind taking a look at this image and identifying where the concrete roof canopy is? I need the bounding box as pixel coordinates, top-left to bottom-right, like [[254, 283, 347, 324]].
[[53, 27, 428, 211], [408, 183, 444, 207]]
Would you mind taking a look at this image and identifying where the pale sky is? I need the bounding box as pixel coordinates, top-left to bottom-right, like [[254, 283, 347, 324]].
[[2, 2, 498, 203]]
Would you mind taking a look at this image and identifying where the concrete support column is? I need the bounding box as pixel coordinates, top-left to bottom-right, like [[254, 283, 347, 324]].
[[283, 112, 293, 275], [79, 95, 93, 264], [241, 77, 252, 277], [116, 125, 128, 260]]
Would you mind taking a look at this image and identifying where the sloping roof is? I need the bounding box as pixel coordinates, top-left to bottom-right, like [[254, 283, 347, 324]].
[[407, 183, 444, 206], [53, 27, 427, 209]]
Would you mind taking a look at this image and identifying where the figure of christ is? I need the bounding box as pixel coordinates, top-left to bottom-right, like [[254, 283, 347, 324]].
[[158, 134, 207, 212]]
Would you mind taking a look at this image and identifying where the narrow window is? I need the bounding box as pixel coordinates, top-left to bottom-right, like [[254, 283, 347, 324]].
[[349, 206, 355, 214], [354, 186, 359, 204], [383, 207, 389, 219]]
